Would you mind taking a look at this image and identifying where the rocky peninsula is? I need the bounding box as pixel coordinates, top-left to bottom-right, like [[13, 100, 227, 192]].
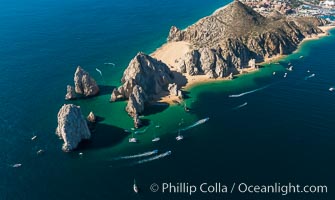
[[56, 104, 91, 152], [109, 0, 330, 124], [152, 0, 329, 87]]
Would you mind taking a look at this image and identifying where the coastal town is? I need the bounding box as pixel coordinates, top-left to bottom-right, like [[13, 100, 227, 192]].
[[240, 0, 335, 20]]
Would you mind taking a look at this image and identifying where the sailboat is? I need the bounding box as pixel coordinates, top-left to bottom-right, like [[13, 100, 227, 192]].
[[133, 179, 139, 193], [129, 132, 137, 143], [176, 130, 184, 141]]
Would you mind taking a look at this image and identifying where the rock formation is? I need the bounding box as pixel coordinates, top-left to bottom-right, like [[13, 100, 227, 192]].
[[74, 66, 100, 97], [110, 52, 174, 125], [133, 114, 142, 129], [56, 104, 91, 152], [125, 85, 147, 117], [65, 66, 100, 100], [168, 1, 328, 78], [87, 111, 96, 123], [65, 85, 76, 100], [168, 83, 178, 96]]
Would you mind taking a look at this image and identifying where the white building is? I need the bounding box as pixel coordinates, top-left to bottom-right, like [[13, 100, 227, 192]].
[[320, 0, 335, 7]]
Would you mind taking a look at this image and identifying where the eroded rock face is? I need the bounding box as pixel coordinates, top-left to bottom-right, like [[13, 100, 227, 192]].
[[56, 104, 91, 152], [126, 85, 147, 117], [111, 52, 174, 119], [133, 114, 142, 129], [168, 83, 178, 96], [65, 85, 76, 100], [167, 1, 329, 78], [74, 66, 100, 97], [121, 52, 174, 95]]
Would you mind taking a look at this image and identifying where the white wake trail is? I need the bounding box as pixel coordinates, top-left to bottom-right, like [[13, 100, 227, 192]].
[[181, 117, 210, 131], [95, 68, 104, 82], [232, 102, 248, 110], [304, 73, 315, 80], [228, 85, 270, 98], [111, 150, 158, 160], [135, 151, 172, 164]]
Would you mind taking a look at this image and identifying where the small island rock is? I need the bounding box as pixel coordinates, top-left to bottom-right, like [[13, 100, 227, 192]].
[[87, 111, 96, 123], [56, 104, 91, 152], [65, 85, 76, 100], [74, 66, 100, 97]]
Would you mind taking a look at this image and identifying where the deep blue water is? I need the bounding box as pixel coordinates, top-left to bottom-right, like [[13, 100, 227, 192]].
[[0, 0, 334, 199]]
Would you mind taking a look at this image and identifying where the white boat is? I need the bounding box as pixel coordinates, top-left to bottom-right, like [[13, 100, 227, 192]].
[[299, 56, 304, 58], [36, 149, 44, 155], [197, 117, 210, 124], [12, 163, 22, 168], [307, 70, 310, 73], [31, 136, 37, 141], [273, 72, 276, 75], [176, 130, 184, 141], [287, 66, 293, 71], [329, 87, 335, 91], [155, 125, 160, 128], [284, 73, 287, 78], [129, 131, 138, 143], [129, 137, 137, 143], [78, 152, 83, 156], [152, 130, 160, 142], [133, 179, 139, 193]]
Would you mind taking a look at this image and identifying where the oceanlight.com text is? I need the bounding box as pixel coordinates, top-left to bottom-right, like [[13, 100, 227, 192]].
[[149, 182, 328, 196]]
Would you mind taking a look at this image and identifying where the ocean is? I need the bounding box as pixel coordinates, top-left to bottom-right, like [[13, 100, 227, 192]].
[[0, 0, 334, 199]]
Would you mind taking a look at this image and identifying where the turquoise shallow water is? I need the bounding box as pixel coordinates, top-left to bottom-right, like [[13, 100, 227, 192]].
[[0, 0, 335, 199]]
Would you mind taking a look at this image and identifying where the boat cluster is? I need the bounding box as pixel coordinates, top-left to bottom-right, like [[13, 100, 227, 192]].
[[126, 117, 210, 144], [11, 134, 45, 168]]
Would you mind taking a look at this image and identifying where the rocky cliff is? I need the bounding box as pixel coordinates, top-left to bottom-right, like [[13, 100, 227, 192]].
[[111, 52, 175, 127], [65, 66, 100, 99], [168, 1, 328, 78], [56, 104, 91, 152]]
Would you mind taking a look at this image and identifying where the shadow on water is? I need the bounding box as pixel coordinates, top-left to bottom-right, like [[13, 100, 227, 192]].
[[77, 123, 127, 150], [142, 102, 169, 116], [98, 85, 116, 96]]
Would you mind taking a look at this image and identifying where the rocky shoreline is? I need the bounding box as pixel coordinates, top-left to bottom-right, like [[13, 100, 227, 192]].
[[55, 0, 334, 151]]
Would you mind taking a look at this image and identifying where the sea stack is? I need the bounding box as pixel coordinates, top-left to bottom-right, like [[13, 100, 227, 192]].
[[65, 85, 76, 100], [56, 104, 91, 152], [87, 111, 96, 123], [110, 52, 174, 126], [74, 66, 100, 97], [65, 66, 100, 100]]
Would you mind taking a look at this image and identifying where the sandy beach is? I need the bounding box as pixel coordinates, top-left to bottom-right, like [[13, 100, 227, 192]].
[[304, 25, 335, 41]]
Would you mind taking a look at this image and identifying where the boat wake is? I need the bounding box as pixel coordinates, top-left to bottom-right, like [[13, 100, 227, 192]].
[[104, 62, 115, 66], [181, 117, 210, 131], [135, 151, 171, 165], [95, 68, 104, 81], [304, 73, 315, 80], [134, 127, 149, 135], [232, 102, 248, 110], [111, 150, 158, 160], [228, 85, 270, 98]]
